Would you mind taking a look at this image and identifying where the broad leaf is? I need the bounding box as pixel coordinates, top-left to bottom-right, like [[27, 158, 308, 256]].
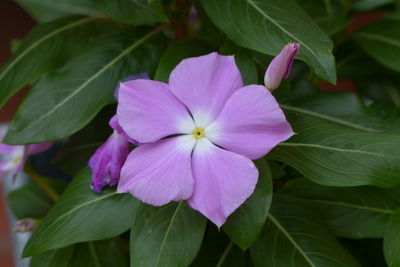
[[352, 0, 394, 11], [96, 0, 167, 24], [384, 209, 400, 267], [154, 39, 215, 82], [192, 227, 250, 267], [282, 178, 400, 238], [7, 178, 67, 219], [30, 239, 128, 267], [268, 92, 400, 186], [14, 0, 101, 23], [130, 201, 206, 267], [23, 168, 140, 256], [200, 0, 336, 83], [250, 194, 360, 267], [0, 17, 108, 109], [223, 159, 272, 250], [353, 19, 400, 72], [4, 27, 163, 144]]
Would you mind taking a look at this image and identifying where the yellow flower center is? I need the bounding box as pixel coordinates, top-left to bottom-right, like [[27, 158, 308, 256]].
[[192, 127, 205, 139]]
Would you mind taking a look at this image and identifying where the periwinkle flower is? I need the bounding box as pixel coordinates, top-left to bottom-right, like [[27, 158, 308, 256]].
[[0, 124, 52, 180], [116, 52, 293, 226], [264, 43, 300, 91], [12, 218, 37, 233], [89, 116, 130, 193]]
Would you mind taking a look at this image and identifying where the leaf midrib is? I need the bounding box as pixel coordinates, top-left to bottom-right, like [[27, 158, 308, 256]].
[[278, 142, 400, 159], [308, 199, 395, 214], [280, 104, 378, 132], [15, 26, 162, 135], [154, 201, 183, 267], [0, 17, 96, 81], [268, 213, 316, 267], [245, 0, 328, 75]]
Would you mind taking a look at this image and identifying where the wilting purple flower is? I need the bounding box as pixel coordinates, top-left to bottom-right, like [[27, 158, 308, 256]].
[[116, 53, 293, 227], [264, 43, 300, 91], [89, 117, 130, 193], [12, 218, 37, 233], [0, 124, 52, 180]]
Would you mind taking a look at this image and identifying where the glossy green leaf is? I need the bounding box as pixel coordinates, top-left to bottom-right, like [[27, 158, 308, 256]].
[[192, 227, 250, 267], [353, 19, 400, 72], [352, 0, 394, 11], [223, 159, 272, 250], [250, 194, 360, 267], [30, 239, 128, 267], [154, 39, 215, 82], [15, 0, 102, 23], [200, 0, 336, 83], [384, 209, 400, 267], [23, 168, 140, 256], [96, 0, 167, 24], [4, 27, 163, 144], [282, 178, 400, 238], [30, 245, 74, 267], [130, 201, 206, 267], [0, 17, 108, 109], [7, 178, 67, 219], [268, 92, 400, 186]]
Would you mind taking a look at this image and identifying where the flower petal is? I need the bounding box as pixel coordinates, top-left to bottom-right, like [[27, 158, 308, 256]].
[[169, 52, 243, 126], [109, 115, 138, 145], [205, 85, 293, 160], [118, 135, 196, 206], [188, 138, 258, 227], [117, 79, 194, 143], [89, 132, 129, 193]]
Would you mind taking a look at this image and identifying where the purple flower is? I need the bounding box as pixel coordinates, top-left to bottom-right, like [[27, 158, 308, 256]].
[[89, 117, 130, 193], [114, 73, 150, 100], [264, 43, 300, 91], [116, 53, 293, 227], [0, 124, 52, 180], [12, 218, 37, 233]]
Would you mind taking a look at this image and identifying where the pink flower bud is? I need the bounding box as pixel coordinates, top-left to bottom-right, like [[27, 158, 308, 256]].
[[264, 43, 300, 91], [12, 218, 37, 233]]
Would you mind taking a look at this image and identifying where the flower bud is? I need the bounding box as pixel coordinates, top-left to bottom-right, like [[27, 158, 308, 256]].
[[264, 43, 300, 91], [89, 122, 130, 193], [12, 218, 37, 233]]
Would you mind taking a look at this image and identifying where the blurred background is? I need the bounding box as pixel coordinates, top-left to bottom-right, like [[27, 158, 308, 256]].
[[0, 1, 34, 267]]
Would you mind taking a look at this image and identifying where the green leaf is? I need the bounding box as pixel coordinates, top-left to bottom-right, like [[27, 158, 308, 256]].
[[353, 19, 400, 72], [0, 17, 108, 109], [384, 209, 400, 267], [352, 0, 394, 12], [7, 178, 67, 219], [15, 0, 102, 23], [30, 246, 74, 267], [267, 92, 400, 186], [4, 27, 164, 144], [200, 0, 336, 83], [130, 201, 206, 267], [23, 168, 140, 256], [297, 0, 351, 35], [30, 239, 128, 267], [192, 226, 250, 267], [250, 194, 360, 267], [96, 0, 168, 24], [223, 159, 272, 250], [154, 39, 215, 82], [281, 178, 400, 238]]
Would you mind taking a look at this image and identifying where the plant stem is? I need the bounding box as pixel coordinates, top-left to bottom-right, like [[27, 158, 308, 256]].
[[24, 164, 59, 202]]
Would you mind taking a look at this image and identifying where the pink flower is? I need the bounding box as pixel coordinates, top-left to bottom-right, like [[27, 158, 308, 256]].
[[116, 53, 293, 226], [0, 124, 52, 180], [89, 116, 130, 193], [264, 43, 300, 91], [12, 218, 37, 233]]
